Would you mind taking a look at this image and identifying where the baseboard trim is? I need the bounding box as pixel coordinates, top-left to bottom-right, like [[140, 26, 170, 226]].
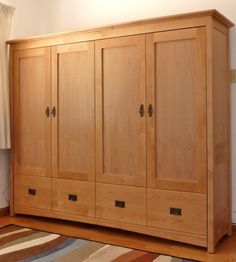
[[0, 206, 10, 216]]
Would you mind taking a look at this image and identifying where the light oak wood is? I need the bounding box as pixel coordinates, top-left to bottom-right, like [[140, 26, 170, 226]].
[[52, 42, 95, 181], [226, 20, 233, 238], [96, 183, 146, 226], [52, 178, 95, 217], [146, 27, 207, 193], [12, 206, 206, 247], [7, 18, 210, 52], [1, 216, 236, 262], [205, 16, 215, 253], [95, 35, 146, 187], [207, 24, 231, 252], [9, 48, 14, 216], [213, 19, 228, 35], [13, 48, 51, 178], [14, 175, 51, 210], [6, 10, 233, 51], [147, 189, 207, 235], [9, 10, 234, 253]]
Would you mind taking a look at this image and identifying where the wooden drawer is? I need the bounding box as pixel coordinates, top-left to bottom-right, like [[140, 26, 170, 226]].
[[96, 183, 146, 225], [147, 189, 207, 235], [14, 175, 51, 210], [52, 179, 95, 217]]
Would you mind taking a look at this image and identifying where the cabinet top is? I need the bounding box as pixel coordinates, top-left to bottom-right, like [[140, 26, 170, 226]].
[[7, 9, 234, 49]]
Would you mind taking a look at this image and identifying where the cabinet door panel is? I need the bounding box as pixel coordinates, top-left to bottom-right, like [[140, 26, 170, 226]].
[[13, 48, 51, 177], [95, 35, 146, 187], [147, 28, 206, 193], [52, 42, 95, 181]]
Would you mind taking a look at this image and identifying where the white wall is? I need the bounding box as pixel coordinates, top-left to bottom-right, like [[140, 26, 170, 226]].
[[2, 0, 42, 38], [1, 0, 236, 222], [37, 0, 236, 33]]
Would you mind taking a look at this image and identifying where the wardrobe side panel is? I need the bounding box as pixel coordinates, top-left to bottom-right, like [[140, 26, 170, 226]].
[[211, 26, 231, 247]]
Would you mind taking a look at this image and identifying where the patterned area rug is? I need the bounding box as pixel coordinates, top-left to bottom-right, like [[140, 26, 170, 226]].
[[0, 225, 198, 261]]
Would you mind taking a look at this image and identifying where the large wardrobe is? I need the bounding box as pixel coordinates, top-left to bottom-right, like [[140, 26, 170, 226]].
[[8, 10, 233, 252]]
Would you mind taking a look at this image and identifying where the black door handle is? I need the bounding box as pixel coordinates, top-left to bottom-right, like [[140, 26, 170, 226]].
[[148, 104, 153, 117], [139, 104, 144, 117], [45, 107, 50, 117], [51, 106, 56, 117]]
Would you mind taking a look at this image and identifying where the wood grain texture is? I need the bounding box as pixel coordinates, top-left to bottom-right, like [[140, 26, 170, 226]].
[[96, 183, 146, 226], [226, 20, 233, 238], [14, 175, 51, 210], [13, 48, 51, 178], [12, 205, 206, 247], [205, 16, 215, 253], [209, 26, 231, 251], [1, 216, 236, 261], [52, 42, 95, 181], [52, 178, 95, 217], [9, 48, 14, 216], [7, 10, 233, 51], [95, 35, 146, 187], [147, 189, 207, 235], [9, 10, 233, 253], [146, 27, 207, 193]]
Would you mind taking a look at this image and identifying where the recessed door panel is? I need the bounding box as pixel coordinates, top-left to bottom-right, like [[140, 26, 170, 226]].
[[95, 35, 146, 187], [52, 42, 95, 181], [147, 28, 206, 193], [13, 48, 51, 177]]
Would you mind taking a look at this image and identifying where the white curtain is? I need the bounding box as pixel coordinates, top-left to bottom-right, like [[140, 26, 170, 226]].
[[0, 2, 15, 149]]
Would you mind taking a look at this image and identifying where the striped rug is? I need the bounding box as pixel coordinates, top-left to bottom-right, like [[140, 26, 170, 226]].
[[0, 225, 198, 261]]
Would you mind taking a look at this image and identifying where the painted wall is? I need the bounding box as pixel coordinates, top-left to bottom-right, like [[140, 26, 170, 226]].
[[2, 0, 42, 38], [1, 0, 236, 222], [37, 0, 236, 34]]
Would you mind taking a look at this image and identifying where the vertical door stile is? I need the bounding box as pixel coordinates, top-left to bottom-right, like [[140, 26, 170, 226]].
[[51, 46, 58, 180]]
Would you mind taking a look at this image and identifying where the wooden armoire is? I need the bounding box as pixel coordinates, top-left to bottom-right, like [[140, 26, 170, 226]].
[[8, 10, 234, 253]]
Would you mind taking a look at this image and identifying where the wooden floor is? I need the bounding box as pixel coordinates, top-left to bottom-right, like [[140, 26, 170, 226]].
[[0, 215, 235, 261]]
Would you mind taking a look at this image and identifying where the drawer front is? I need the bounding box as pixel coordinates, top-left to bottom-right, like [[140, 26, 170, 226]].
[[147, 189, 207, 235], [96, 183, 146, 225], [52, 179, 95, 217], [14, 175, 51, 210]]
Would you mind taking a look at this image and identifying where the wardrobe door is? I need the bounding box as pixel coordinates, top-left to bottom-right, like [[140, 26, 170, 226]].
[[147, 27, 207, 193], [52, 42, 95, 181], [13, 48, 51, 178], [95, 35, 146, 187]]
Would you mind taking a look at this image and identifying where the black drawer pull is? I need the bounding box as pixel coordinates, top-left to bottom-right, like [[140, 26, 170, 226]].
[[170, 207, 182, 216], [28, 188, 36, 195], [115, 200, 125, 208], [68, 194, 77, 202]]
